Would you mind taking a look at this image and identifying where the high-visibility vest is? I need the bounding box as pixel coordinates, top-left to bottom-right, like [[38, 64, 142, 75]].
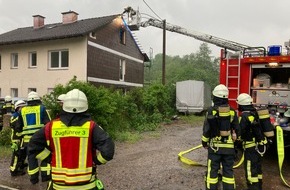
[[46, 120, 94, 185], [21, 105, 44, 142]]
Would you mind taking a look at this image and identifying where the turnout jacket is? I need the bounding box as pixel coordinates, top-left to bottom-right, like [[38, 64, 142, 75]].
[[202, 98, 240, 154], [17, 101, 51, 143], [28, 111, 115, 186]]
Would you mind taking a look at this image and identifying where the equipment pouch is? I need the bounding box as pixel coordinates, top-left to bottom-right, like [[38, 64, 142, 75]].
[[257, 108, 274, 138], [218, 106, 231, 137]]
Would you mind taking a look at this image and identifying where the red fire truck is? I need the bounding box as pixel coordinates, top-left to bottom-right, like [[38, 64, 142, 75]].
[[220, 46, 290, 145], [124, 7, 290, 144]]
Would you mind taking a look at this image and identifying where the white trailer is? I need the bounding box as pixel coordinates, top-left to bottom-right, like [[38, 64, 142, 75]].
[[176, 80, 211, 114]]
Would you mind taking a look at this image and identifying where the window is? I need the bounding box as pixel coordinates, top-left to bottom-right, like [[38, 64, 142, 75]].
[[11, 88, 18, 97], [47, 88, 54, 94], [119, 59, 126, 81], [28, 88, 37, 93], [119, 29, 126, 45], [49, 50, 69, 69], [11, 53, 18, 68], [29, 52, 37, 67]]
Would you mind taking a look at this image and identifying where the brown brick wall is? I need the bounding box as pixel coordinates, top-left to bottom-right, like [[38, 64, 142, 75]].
[[87, 21, 144, 87]]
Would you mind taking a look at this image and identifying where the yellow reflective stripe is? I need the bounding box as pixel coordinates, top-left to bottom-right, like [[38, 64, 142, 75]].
[[36, 148, 51, 161], [41, 164, 51, 175], [222, 176, 235, 184], [212, 110, 217, 115], [52, 167, 92, 174], [53, 180, 96, 190], [54, 137, 62, 168], [97, 153, 108, 164], [248, 115, 255, 122], [259, 115, 269, 119], [206, 159, 218, 189], [79, 136, 88, 168], [10, 116, 18, 123], [46, 140, 50, 146], [230, 110, 235, 122], [258, 174, 262, 180], [10, 156, 18, 171], [247, 160, 259, 183], [219, 112, 230, 117], [213, 143, 234, 148], [23, 135, 32, 142], [28, 167, 39, 175], [244, 141, 256, 149], [202, 135, 209, 142], [52, 172, 92, 183]]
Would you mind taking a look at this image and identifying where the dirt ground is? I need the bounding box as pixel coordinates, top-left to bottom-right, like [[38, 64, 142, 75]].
[[0, 119, 289, 190]]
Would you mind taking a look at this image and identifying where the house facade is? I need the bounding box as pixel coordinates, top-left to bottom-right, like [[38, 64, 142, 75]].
[[0, 11, 147, 98]]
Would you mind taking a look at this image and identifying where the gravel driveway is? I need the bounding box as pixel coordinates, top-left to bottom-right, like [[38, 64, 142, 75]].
[[0, 119, 289, 190]]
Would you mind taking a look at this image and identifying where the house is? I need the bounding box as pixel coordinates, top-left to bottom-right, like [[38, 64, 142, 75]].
[[0, 11, 148, 98]]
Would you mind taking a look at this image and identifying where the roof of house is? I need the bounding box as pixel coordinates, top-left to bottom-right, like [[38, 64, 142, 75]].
[[0, 14, 120, 45]]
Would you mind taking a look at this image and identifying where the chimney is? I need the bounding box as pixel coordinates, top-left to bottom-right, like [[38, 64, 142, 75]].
[[61, 11, 78, 24], [33, 15, 45, 29]]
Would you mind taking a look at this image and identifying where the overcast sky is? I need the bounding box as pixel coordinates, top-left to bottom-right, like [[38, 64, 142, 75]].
[[0, 0, 290, 58]]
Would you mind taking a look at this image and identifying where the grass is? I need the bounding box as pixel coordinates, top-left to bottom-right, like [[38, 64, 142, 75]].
[[0, 146, 11, 159]]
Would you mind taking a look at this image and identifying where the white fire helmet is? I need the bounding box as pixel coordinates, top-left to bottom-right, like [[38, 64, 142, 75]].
[[27, 91, 40, 101], [63, 89, 88, 113], [15, 100, 26, 110], [57, 94, 66, 103], [236, 93, 253, 106], [212, 84, 229, 98], [5, 95, 12, 102], [284, 109, 290, 118]]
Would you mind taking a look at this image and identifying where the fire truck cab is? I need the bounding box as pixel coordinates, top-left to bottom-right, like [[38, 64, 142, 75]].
[[220, 45, 290, 145]]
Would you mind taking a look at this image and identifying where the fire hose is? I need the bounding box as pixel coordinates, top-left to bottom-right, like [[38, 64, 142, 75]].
[[178, 127, 290, 189], [276, 125, 290, 188], [178, 144, 244, 168]]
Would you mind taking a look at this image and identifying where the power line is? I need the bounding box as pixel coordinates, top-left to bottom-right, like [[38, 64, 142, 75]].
[[142, 0, 162, 21]]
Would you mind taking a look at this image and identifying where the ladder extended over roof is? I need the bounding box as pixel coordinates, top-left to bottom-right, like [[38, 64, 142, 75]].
[[123, 6, 252, 52]]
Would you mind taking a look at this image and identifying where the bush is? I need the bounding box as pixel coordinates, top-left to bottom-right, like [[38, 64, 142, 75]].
[[0, 127, 11, 146], [42, 77, 177, 141]]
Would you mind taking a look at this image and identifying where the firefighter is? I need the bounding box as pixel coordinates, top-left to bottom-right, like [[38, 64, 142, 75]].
[[202, 84, 239, 190], [28, 89, 115, 190], [236, 93, 270, 190], [2, 95, 15, 114], [10, 100, 27, 176], [17, 91, 51, 182]]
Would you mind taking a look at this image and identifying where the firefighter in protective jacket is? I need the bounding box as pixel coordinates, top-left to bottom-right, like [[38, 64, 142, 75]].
[[28, 89, 115, 190], [10, 100, 27, 176], [2, 95, 15, 114], [202, 84, 240, 190], [237, 93, 274, 190], [17, 91, 51, 183]]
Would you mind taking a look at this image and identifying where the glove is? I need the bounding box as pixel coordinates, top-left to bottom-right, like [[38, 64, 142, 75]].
[[30, 176, 39, 185], [11, 142, 18, 151], [202, 141, 208, 149]]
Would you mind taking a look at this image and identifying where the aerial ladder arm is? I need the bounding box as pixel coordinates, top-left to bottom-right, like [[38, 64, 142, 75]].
[[140, 18, 250, 52], [123, 7, 251, 52]]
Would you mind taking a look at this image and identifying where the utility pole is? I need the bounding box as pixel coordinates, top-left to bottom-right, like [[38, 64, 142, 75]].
[[162, 19, 166, 85]]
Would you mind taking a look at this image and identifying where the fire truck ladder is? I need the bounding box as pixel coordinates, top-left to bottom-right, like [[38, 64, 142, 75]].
[[123, 6, 252, 52], [225, 52, 241, 104], [139, 18, 251, 52]]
